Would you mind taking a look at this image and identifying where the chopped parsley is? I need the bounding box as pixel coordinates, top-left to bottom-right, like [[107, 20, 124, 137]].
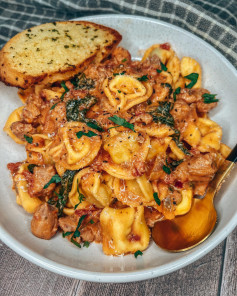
[[162, 165, 171, 175], [157, 62, 167, 73], [50, 103, 58, 110], [173, 87, 181, 102], [83, 241, 90, 248], [90, 219, 95, 224], [24, 135, 33, 144], [74, 179, 86, 209], [73, 215, 87, 238], [60, 81, 69, 100], [86, 121, 104, 132], [134, 250, 143, 258], [113, 71, 126, 76], [28, 164, 37, 174], [108, 115, 135, 132], [137, 74, 149, 82], [202, 93, 219, 104], [43, 174, 61, 189], [62, 231, 73, 238], [153, 192, 161, 206], [184, 73, 199, 89], [66, 96, 97, 122], [71, 237, 81, 248], [121, 58, 127, 62], [76, 130, 98, 139]]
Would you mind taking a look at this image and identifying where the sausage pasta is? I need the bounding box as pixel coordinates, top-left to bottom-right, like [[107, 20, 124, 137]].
[[5, 42, 231, 256]]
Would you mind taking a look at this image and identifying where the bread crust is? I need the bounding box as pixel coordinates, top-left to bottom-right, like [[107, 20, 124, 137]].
[[0, 21, 122, 89]]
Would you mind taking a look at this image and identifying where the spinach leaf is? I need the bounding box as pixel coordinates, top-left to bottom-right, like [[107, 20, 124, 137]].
[[149, 101, 174, 127], [66, 95, 97, 122], [70, 73, 95, 90], [60, 81, 69, 100], [157, 62, 167, 73], [173, 87, 181, 102]]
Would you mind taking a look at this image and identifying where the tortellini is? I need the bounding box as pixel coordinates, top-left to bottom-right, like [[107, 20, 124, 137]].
[[3, 106, 25, 144], [100, 206, 150, 255], [103, 75, 153, 111], [103, 129, 150, 179], [14, 164, 42, 213], [68, 168, 113, 208], [48, 122, 102, 170]]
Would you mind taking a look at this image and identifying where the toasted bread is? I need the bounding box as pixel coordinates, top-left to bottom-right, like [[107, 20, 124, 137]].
[[0, 21, 122, 88]]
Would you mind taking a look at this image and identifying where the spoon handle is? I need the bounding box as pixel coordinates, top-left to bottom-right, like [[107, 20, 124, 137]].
[[226, 144, 237, 163]]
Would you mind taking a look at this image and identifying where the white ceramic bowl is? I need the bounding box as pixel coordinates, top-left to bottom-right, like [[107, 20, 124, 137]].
[[0, 15, 237, 283]]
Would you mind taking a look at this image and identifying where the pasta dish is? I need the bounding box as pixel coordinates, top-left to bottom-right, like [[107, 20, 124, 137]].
[[4, 42, 230, 256]]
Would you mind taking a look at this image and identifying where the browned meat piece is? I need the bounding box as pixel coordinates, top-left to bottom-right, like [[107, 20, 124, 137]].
[[7, 162, 22, 176], [31, 203, 58, 239], [193, 181, 209, 196], [10, 121, 36, 141], [110, 47, 131, 64], [130, 113, 153, 124], [59, 207, 102, 244], [174, 153, 217, 182], [28, 165, 56, 197], [144, 206, 163, 227], [22, 102, 41, 124], [42, 102, 66, 134], [176, 88, 217, 113], [187, 153, 216, 176], [171, 100, 190, 123], [196, 99, 218, 113]]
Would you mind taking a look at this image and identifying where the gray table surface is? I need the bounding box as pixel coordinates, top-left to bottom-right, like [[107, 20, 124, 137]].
[[0, 227, 236, 296]]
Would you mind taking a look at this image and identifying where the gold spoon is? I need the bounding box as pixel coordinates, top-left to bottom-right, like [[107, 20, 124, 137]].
[[152, 144, 237, 252]]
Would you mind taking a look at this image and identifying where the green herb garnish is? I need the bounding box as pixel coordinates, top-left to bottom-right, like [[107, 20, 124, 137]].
[[90, 219, 95, 224], [134, 250, 143, 258], [153, 192, 161, 206], [43, 174, 61, 189], [28, 164, 37, 174], [62, 231, 73, 238], [121, 58, 127, 62], [76, 130, 98, 139], [108, 115, 135, 132], [171, 132, 190, 155], [161, 83, 173, 96], [113, 71, 126, 76], [162, 165, 171, 174], [149, 101, 174, 127], [73, 215, 87, 238], [173, 87, 181, 102], [202, 93, 219, 104], [60, 81, 69, 100], [184, 73, 199, 89], [71, 237, 81, 248], [86, 121, 104, 132], [74, 179, 86, 209], [83, 241, 90, 248], [70, 73, 95, 90], [24, 135, 33, 144], [66, 95, 97, 122], [137, 75, 149, 81], [157, 62, 167, 73], [50, 103, 58, 110]]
